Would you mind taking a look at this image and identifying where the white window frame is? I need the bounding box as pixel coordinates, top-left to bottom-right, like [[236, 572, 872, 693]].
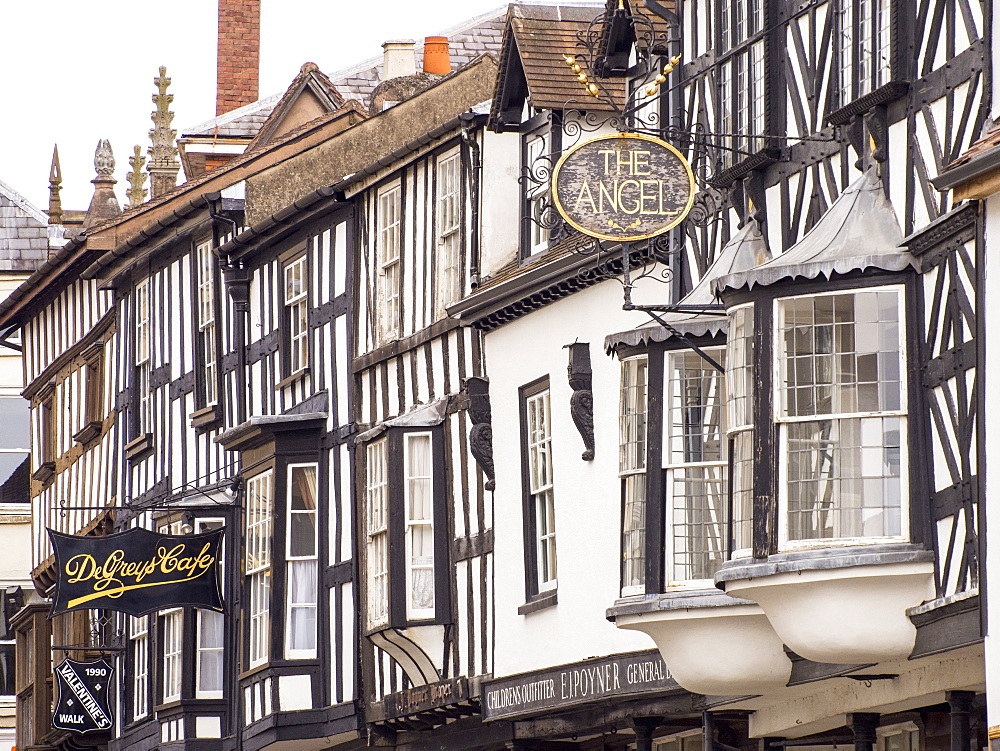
[[135, 278, 152, 435], [664, 347, 728, 586], [161, 607, 183, 703], [404, 432, 436, 620], [366, 439, 390, 628], [197, 240, 218, 406], [435, 150, 462, 318], [284, 255, 309, 375], [285, 463, 319, 659], [526, 389, 557, 591], [876, 721, 921, 751], [377, 183, 402, 342], [773, 285, 909, 550], [653, 727, 705, 751], [246, 470, 273, 668], [129, 615, 149, 719], [619, 356, 648, 597], [525, 135, 548, 256], [195, 518, 225, 699], [727, 304, 755, 557]]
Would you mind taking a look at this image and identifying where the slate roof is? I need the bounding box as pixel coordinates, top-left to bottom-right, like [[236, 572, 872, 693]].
[[182, 7, 508, 141], [0, 179, 50, 272]]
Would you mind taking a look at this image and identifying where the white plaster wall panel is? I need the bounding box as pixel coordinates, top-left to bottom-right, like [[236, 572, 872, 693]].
[[478, 130, 520, 278], [335, 222, 348, 298], [985, 190, 1000, 745], [431, 337, 446, 399], [487, 279, 664, 677], [278, 674, 312, 711]]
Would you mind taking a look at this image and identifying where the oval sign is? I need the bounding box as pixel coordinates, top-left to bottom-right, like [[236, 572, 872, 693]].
[[552, 132, 695, 242]]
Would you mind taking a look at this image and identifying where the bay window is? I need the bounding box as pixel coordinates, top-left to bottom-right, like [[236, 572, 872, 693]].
[[665, 349, 727, 583], [246, 470, 273, 668], [776, 287, 906, 544], [286, 464, 318, 658], [195, 518, 225, 699], [364, 428, 447, 630], [727, 305, 754, 555], [619, 357, 648, 596], [161, 608, 183, 703], [129, 615, 149, 720]]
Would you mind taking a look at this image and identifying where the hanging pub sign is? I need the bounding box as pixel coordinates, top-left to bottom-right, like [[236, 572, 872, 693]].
[[551, 132, 696, 242], [52, 658, 115, 734], [48, 527, 224, 617]]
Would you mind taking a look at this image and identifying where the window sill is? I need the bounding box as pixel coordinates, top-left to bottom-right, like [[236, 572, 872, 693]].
[[31, 462, 55, 483], [73, 421, 102, 445], [124, 434, 153, 462], [518, 590, 557, 616], [190, 404, 222, 430], [826, 80, 910, 126], [275, 367, 310, 391], [712, 146, 781, 187]]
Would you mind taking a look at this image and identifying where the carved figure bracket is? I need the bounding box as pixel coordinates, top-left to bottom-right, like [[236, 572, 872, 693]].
[[565, 342, 595, 461], [465, 377, 496, 491]]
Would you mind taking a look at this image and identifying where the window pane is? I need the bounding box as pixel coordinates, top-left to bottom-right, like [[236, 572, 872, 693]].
[[0, 399, 29, 449], [622, 473, 646, 591], [671, 465, 727, 581], [786, 416, 903, 540], [619, 358, 648, 472]]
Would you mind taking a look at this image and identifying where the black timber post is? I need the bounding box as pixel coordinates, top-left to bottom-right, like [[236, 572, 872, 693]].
[[948, 690, 976, 751], [646, 341, 666, 592], [634, 716, 663, 751], [704, 711, 717, 751], [849, 713, 881, 751]]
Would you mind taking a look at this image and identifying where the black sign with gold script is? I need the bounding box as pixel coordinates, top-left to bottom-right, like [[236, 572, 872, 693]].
[[552, 132, 695, 242], [48, 527, 224, 617], [52, 658, 115, 734]]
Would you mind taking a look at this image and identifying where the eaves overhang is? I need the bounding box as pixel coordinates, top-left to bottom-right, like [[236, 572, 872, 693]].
[[932, 145, 1000, 192], [220, 112, 488, 260]]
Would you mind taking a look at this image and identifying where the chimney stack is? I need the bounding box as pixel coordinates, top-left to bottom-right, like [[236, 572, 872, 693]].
[[423, 37, 451, 75], [217, 0, 261, 115], [382, 40, 416, 80]]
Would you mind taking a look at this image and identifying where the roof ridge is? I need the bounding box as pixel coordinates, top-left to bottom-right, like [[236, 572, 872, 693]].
[[0, 178, 49, 226]]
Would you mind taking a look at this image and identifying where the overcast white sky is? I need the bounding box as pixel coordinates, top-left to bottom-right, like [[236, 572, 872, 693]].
[[0, 1, 508, 212]]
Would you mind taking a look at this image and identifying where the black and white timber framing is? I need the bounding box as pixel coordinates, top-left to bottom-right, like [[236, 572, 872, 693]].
[[0, 0, 994, 749]]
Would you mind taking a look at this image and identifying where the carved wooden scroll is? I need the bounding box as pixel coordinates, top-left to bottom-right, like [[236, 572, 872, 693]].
[[465, 377, 496, 491], [566, 343, 595, 461]]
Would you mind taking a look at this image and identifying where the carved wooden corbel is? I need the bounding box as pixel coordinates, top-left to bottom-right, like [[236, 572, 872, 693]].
[[465, 377, 496, 491], [864, 104, 889, 163], [565, 342, 595, 461]]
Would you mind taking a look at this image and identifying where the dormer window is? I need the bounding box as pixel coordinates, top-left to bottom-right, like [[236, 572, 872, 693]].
[[523, 132, 550, 256]]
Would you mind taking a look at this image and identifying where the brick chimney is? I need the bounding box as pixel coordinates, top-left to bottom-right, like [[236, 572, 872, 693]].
[[217, 0, 261, 116]]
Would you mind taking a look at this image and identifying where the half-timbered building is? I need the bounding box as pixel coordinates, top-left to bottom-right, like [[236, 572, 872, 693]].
[[3, 0, 997, 749]]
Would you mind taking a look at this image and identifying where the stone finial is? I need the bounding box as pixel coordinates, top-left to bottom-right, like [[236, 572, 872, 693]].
[[46, 144, 63, 226], [83, 139, 121, 229], [126, 145, 149, 208], [148, 65, 180, 199]]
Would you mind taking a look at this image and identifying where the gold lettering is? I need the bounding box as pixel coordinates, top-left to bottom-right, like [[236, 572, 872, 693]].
[[618, 180, 641, 214], [598, 180, 617, 213], [640, 180, 660, 214], [633, 151, 651, 175], [616, 149, 632, 175], [599, 150, 616, 174], [574, 181, 597, 213]]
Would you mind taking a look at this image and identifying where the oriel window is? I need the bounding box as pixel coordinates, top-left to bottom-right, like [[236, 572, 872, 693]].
[[619, 357, 648, 596], [197, 240, 219, 406], [286, 464, 318, 658], [134, 278, 152, 436], [245, 471, 274, 667]]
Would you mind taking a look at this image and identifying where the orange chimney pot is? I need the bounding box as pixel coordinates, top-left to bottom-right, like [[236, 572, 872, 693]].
[[423, 36, 451, 75]]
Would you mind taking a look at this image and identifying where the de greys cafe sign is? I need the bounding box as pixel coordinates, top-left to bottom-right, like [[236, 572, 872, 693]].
[[482, 650, 676, 721], [48, 527, 225, 617], [551, 132, 695, 242]]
